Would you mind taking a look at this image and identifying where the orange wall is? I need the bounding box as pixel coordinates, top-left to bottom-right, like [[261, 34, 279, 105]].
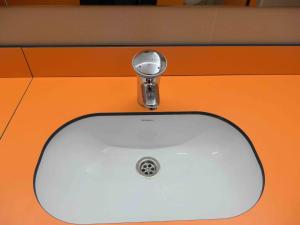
[[1, 46, 300, 78], [0, 48, 31, 78], [23, 46, 300, 77]]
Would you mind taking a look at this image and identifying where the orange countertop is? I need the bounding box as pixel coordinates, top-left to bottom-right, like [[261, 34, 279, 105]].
[[0, 78, 32, 138], [0, 75, 299, 225], [0, 48, 32, 138]]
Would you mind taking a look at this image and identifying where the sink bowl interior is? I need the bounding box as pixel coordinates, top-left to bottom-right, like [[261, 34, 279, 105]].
[[34, 112, 264, 224]]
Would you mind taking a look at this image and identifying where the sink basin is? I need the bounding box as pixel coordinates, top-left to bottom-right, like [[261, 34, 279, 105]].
[[34, 112, 264, 224]]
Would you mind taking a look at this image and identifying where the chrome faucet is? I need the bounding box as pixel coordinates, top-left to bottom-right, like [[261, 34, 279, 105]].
[[132, 50, 167, 110]]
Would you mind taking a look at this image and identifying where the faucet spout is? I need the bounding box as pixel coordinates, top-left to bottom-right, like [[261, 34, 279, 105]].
[[132, 50, 167, 110]]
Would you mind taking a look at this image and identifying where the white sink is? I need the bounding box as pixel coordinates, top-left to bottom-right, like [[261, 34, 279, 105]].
[[34, 112, 264, 224]]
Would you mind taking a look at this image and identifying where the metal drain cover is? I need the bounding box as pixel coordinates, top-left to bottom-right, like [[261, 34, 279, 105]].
[[136, 157, 160, 177]]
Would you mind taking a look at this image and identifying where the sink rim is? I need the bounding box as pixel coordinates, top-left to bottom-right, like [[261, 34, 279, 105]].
[[33, 111, 265, 223]]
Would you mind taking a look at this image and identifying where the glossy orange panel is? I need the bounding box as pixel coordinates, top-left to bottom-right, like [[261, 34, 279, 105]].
[[0, 48, 31, 78], [0, 75, 299, 225], [0, 78, 31, 138], [23, 46, 300, 77]]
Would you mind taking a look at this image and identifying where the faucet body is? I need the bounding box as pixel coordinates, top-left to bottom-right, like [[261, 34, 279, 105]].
[[137, 76, 160, 110], [132, 50, 167, 110]]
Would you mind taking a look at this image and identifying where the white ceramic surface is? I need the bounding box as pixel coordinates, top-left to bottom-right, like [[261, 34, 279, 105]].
[[35, 113, 264, 224]]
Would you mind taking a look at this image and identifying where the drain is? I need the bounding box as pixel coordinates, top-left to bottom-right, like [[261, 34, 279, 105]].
[[136, 157, 160, 177]]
